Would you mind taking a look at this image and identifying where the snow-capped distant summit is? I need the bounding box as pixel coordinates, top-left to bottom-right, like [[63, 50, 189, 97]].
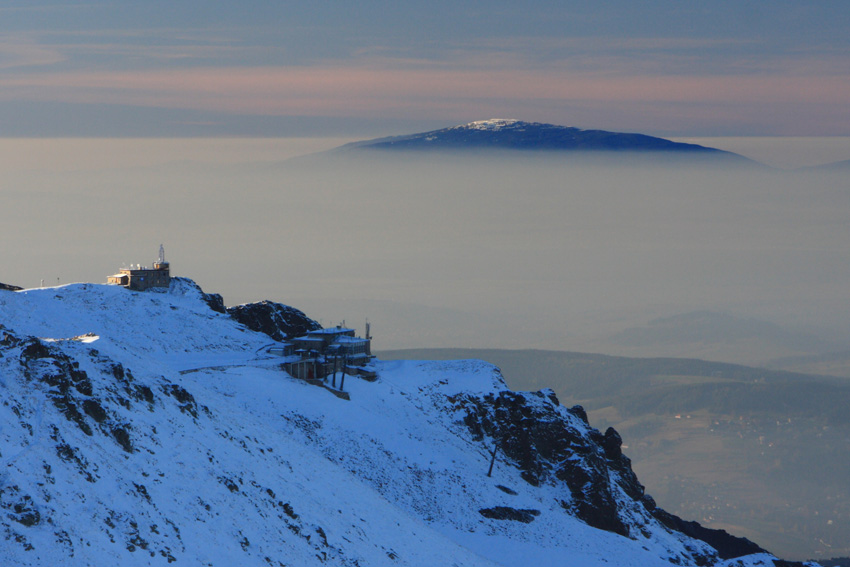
[[336, 120, 753, 163], [460, 119, 523, 131]]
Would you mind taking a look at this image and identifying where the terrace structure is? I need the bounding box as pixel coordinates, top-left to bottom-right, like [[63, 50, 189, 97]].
[[283, 325, 374, 382]]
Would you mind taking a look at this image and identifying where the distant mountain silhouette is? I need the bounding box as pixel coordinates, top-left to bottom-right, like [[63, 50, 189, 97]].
[[337, 119, 753, 162]]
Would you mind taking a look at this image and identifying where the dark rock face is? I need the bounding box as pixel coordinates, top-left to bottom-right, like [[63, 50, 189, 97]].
[[17, 337, 142, 452], [0, 485, 41, 528], [453, 389, 640, 538], [161, 383, 199, 418], [227, 300, 321, 341], [569, 404, 589, 425], [7, 333, 186, 463], [0, 282, 23, 291], [478, 507, 541, 523], [652, 508, 766, 560], [201, 292, 226, 314]]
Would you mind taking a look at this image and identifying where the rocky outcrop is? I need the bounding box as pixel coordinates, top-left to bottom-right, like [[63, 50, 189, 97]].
[[227, 300, 321, 341], [0, 282, 23, 291], [15, 335, 158, 454], [451, 386, 769, 563], [478, 507, 541, 523], [200, 291, 226, 314], [453, 388, 643, 538], [652, 509, 766, 560]]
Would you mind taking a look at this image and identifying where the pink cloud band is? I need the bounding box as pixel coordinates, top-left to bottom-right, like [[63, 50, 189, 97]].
[[2, 63, 847, 134]]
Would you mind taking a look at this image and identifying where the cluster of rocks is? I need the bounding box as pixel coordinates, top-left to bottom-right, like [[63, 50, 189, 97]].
[[226, 300, 321, 341]]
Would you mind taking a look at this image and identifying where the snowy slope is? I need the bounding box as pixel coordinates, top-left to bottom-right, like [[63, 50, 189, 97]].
[[0, 282, 810, 566]]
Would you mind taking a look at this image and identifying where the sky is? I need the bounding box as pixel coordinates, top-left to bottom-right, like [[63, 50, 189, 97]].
[[1, 1, 849, 138]]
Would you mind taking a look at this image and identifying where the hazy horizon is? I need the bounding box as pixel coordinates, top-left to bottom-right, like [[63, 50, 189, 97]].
[[3, 136, 848, 366]]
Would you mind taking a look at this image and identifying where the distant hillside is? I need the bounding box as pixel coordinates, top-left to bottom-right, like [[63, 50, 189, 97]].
[[336, 119, 754, 162], [378, 347, 850, 561], [609, 311, 833, 353], [766, 350, 850, 378], [564, 310, 846, 368]]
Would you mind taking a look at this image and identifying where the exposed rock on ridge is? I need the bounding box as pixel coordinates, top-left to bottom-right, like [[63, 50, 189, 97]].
[[227, 300, 321, 341], [652, 509, 766, 560], [454, 388, 649, 537]]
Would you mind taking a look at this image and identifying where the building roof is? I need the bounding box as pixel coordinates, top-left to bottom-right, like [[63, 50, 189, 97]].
[[115, 267, 167, 275], [308, 327, 356, 335], [334, 336, 368, 344], [292, 336, 326, 343]]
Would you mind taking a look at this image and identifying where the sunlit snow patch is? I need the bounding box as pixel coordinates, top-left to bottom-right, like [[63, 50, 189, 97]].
[[41, 333, 100, 343]]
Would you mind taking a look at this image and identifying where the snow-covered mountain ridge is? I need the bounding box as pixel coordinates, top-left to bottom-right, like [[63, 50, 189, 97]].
[[0, 281, 810, 566]]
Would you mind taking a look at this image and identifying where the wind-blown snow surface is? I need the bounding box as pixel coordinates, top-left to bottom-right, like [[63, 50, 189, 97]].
[[0, 282, 792, 566]]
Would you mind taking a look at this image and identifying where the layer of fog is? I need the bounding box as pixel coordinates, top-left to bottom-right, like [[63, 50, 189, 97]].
[[2, 140, 848, 365], [671, 136, 850, 169]]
